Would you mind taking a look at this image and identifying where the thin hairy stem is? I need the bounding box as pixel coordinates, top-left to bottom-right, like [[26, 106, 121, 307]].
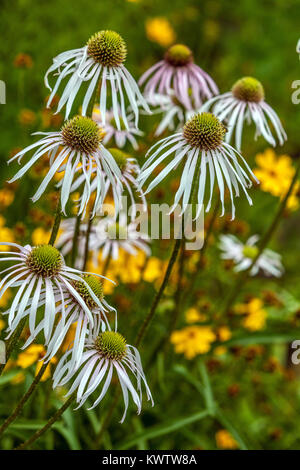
[[102, 250, 112, 277], [70, 213, 82, 267], [135, 236, 181, 348], [82, 210, 93, 271], [48, 192, 62, 246]]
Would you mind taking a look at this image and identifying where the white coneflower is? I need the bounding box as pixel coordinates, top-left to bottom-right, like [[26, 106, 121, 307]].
[[138, 112, 259, 220], [201, 77, 287, 151], [219, 234, 284, 277], [70, 148, 147, 220], [45, 30, 150, 127], [93, 106, 143, 150], [8, 116, 123, 217], [90, 213, 150, 262], [53, 328, 153, 422], [139, 43, 218, 110], [0, 243, 106, 342], [22, 275, 116, 370]]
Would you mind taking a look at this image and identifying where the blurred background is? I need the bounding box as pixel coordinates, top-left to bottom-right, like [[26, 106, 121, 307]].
[[1, 0, 300, 450]]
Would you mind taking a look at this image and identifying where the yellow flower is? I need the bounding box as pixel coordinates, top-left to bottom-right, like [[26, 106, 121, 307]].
[[217, 326, 232, 342], [215, 429, 238, 449], [145, 17, 176, 47], [254, 148, 299, 211], [16, 344, 57, 381], [170, 326, 216, 359], [0, 189, 14, 208], [0, 319, 5, 331], [236, 298, 267, 331], [185, 307, 207, 323], [31, 227, 51, 245], [143, 257, 163, 283], [16, 345, 45, 368], [0, 217, 15, 251]]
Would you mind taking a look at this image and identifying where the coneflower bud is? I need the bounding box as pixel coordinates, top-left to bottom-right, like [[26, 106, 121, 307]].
[[164, 44, 193, 67], [108, 148, 129, 172], [232, 77, 265, 103], [72, 275, 104, 310]]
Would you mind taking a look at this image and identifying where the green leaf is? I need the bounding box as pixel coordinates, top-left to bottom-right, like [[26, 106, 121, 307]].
[[198, 361, 215, 415], [215, 408, 248, 450], [118, 410, 210, 450]]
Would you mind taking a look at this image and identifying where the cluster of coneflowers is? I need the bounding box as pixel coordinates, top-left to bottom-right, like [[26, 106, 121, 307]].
[[0, 29, 286, 425]]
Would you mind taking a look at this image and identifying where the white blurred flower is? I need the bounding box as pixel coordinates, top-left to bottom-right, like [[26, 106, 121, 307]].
[[219, 234, 284, 277]]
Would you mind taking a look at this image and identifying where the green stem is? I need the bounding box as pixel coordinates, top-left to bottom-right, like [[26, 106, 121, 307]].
[[48, 193, 62, 246], [15, 394, 76, 450], [82, 211, 93, 271], [102, 250, 112, 277], [0, 362, 48, 437], [135, 237, 181, 348], [70, 213, 82, 267], [222, 157, 300, 314]]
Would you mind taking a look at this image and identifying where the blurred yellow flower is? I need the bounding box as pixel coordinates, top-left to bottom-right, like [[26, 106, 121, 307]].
[[16, 345, 45, 369], [185, 307, 207, 323], [0, 189, 14, 208], [217, 326, 232, 342], [170, 326, 216, 359], [16, 344, 56, 381], [145, 17, 176, 47], [143, 257, 163, 283], [254, 148, 299, 211], [31, 227, 51, 245], [215, 429, 238, 449], [236, 298, 267, 331], [18, 109, 36, 127], [0, 319, 4, 331], [0, 216, 15, 251]]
